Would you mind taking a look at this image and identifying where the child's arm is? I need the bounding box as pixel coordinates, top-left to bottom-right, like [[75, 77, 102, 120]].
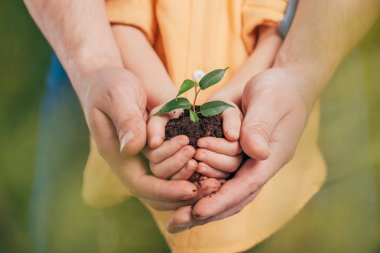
[[210, 26, 282, 106], [112, 25, 177, 111]]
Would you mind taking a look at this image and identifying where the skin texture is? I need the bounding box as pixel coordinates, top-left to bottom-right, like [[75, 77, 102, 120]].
[[167, 0, 380, 233]]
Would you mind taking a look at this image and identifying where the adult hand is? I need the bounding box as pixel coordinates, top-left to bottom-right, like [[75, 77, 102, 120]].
[[195, 100, 244, 179], [78, 67, 200, 210], [78, 67, 148, 159], [167, 68, 311, 233]]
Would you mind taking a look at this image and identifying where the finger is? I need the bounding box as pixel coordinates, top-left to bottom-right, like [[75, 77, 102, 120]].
[[119, 156, 198, 202], [140, 176, 222, 212], [196, 162, 230, 179], [147, 114, 170, 148], [150, 145, 196, 179], [167, 191, 260, 233], [197, 137, 242, 156], [192, 111, 304, 219], [143, 135, 189, 163], [195, 149, 243, 173], [167, 206, 193, 233], [171, 159, 198, 180], [100, 87, 148, 157], [221, 106, 243, 141]]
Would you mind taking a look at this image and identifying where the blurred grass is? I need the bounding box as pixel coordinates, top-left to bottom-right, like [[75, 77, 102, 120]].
[[0, 1, 379, 253], [0, 1, 50, 252]]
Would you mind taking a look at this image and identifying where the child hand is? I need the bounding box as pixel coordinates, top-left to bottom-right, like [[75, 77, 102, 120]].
[[143, 135, 198, 180], [195, 101, 244, 179], [143, 105, 226, 197], [142, 108, 198, 180]]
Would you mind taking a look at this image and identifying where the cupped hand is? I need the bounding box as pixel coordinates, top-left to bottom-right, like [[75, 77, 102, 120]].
[[78, 67, 200, 211], [143, 106, 198, 180], [143, 104, 226, 198], [167, 68, 310, 232], [195, 101, 244, 179], [79, 67, 148, 160]]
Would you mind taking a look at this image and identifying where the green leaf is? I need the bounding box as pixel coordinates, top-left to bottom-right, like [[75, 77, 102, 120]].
[[189, 109, 199, 123], [199, 67, 229, 90], [154, 98, 192, 115], [177, 79, 198, 97], [200, 101, 234, 117]]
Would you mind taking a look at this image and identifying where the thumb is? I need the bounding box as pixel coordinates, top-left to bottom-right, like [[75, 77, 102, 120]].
[[117, 108, 147, 156], [240, 93, 287, 160], [103, 93, 148, 157]]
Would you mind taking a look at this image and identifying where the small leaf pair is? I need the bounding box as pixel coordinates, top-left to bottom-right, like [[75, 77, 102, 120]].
[[154, 67, 233, 123]]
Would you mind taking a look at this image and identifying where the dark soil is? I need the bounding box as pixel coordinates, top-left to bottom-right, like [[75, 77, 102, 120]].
[[164, 106, 224, 148]]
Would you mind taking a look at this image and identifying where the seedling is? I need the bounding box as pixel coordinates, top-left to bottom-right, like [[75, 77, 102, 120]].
[[154, 68, 233, 123]]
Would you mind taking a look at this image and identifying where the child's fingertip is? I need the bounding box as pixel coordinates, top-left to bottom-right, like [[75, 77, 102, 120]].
[[149, 136, 163, 148], [225, 129, 239, 141], [180, 135, 190, 145], [197, 138, 208, 148]]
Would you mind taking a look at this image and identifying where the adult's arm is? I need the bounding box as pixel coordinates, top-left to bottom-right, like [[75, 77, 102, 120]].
[[24, 0, 199, 207], [168, 0, 380, 232]]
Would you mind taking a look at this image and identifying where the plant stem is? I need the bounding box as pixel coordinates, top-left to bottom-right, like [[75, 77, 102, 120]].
[[193, 86, 201, 111]]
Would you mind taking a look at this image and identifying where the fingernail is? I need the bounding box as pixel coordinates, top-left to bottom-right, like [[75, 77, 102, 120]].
[[198, 139, 208, 148], [150, 136, 162, 147], [181, 136, 190, 145], [252, 134, 269, 149], [197, 152, 206, 160], [227, 129, 239, 139], [120, 130, 134, 153]]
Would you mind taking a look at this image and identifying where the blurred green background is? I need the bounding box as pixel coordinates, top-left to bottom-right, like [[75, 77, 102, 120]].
[[0, 1, 379, 253]]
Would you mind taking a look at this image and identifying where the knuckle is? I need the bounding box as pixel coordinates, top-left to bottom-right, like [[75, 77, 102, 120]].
[[175, 155, 187, 168], [247, 179, 265, 194], [224, 164, 238, 173], [103, 83, 125, 103], [183, 146, 195, 156]]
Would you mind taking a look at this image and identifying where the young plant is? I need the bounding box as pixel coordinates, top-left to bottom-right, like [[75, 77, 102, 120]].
[[154, 68, 233, 123]]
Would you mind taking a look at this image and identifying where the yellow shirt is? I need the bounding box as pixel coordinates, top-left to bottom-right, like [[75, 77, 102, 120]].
[[83, 1, 327, 252]]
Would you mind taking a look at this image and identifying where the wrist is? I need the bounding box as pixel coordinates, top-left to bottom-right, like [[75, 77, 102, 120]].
[[274, 64, 321, 114], [65, 48, 124, 98]]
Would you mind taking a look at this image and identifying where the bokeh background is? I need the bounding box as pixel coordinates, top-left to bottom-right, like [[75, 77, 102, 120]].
[[0, 1, 379, 252]]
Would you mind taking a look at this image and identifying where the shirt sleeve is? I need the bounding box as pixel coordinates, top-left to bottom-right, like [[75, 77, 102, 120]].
[[106, 0, 157, 44], [242, 0, 288, 51]]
